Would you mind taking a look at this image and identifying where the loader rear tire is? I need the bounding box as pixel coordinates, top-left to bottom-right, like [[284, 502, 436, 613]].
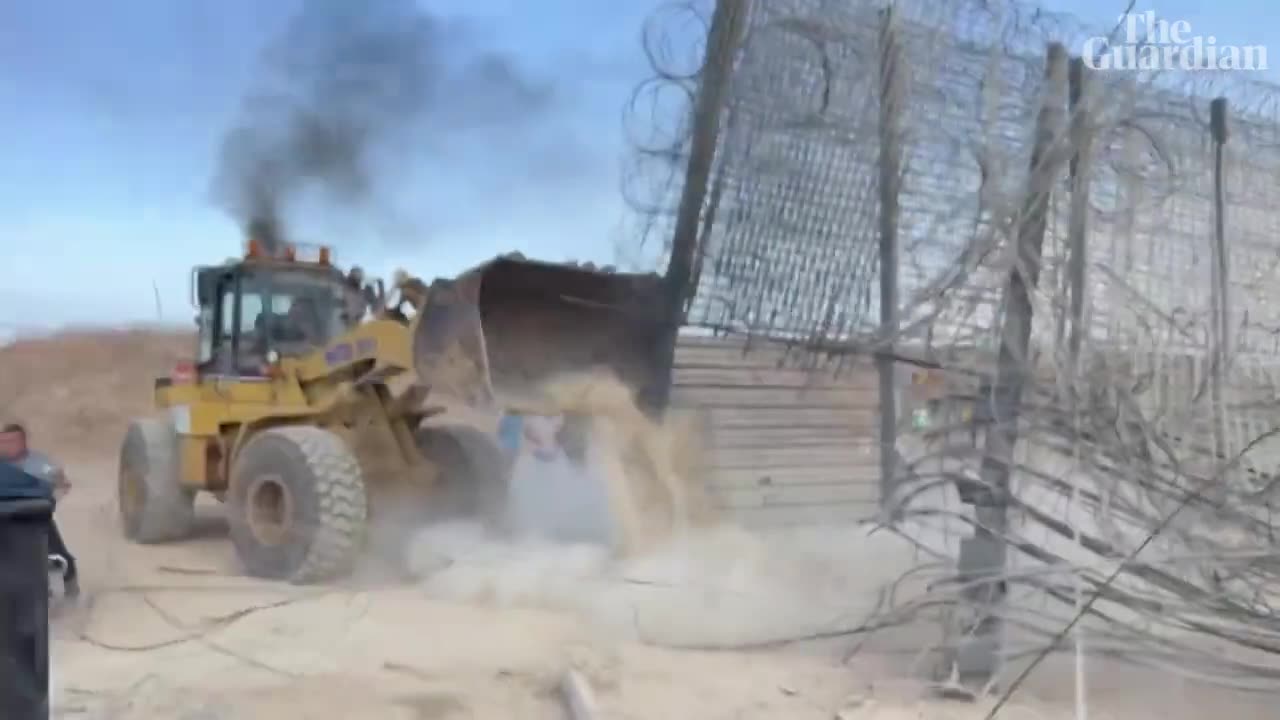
[[119, 418, 196, 544], [228, 426, 368, 584]]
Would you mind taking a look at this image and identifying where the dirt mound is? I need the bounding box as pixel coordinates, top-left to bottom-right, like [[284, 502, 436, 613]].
[[0, 327, 191, 459]]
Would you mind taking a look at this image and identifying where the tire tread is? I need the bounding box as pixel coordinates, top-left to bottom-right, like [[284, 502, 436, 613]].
[[120, 418, 196, 544], [265, 426, 367, 584]]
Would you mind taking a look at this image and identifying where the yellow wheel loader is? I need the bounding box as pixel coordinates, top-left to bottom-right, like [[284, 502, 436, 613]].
[[117, 238, 671, 583]]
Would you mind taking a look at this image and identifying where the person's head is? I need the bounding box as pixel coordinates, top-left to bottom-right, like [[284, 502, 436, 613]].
[[0, 422, 28, 461], [287, 298, 322, 339], [290, 297, 315, 317], [285, 299, 306, 325]]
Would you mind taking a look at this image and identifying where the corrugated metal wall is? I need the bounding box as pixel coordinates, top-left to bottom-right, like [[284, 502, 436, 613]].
[[670, 335, 882, 528]]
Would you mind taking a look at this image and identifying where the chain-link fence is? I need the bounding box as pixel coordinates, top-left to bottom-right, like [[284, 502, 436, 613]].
[[628, 0, 1280, 701]]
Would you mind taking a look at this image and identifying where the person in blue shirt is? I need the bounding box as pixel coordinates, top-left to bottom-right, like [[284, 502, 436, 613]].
[[0, 423, 79, 599], [497, 412, 524, 460]]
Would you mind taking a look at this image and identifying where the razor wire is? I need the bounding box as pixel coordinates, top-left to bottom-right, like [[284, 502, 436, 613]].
[[625, 0, 1280, 700]]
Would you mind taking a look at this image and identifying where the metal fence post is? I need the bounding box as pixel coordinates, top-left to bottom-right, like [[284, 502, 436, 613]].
[[947, 42, 1070, 691], [877, 5, 905, 520], [651, 0, 750, 414], [1208, 97, 1231, 488], [1066, 57, 1094, 378]]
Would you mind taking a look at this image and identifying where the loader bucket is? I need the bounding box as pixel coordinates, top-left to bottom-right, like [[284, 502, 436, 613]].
[[410, 256, 679, 551], [412, 255, 669, 415]]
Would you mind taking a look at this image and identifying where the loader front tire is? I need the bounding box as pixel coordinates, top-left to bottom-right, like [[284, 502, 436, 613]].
[[228, 426, 368, 584], [119, 418, 196, 544], [416, 426, 511, 531]]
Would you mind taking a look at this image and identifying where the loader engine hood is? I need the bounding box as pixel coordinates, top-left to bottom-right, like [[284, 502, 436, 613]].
[[411, 255, 669, 416]]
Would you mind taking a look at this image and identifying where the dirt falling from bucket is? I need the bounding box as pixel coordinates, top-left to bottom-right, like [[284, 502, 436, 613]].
[[406, 371, 917, 649], [535, 371, 722, 554]]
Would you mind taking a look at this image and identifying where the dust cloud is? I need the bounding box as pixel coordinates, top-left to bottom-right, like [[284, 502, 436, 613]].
[[406, 520, 914, 650], [211, 0, 557, 251], [403, 372, 917, 649]]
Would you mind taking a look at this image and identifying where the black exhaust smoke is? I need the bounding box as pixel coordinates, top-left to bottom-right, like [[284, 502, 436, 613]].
[[211, 0, 556, 254]]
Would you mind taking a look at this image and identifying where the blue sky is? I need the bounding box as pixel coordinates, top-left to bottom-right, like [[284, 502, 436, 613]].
[[1, 0, 1274, 333]]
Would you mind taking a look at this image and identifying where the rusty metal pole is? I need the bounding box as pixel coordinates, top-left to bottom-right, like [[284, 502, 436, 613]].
[[649, 0, 750, 415]]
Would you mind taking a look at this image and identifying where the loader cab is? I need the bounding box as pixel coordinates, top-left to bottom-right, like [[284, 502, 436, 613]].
[[193, 255, 353, 378]]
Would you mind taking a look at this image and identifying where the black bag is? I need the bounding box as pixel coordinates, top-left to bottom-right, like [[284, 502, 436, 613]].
[[0, 461, 53, 719]]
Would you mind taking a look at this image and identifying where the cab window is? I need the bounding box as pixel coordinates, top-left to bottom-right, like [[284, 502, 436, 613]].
[[241, 270, 347, 358], [196, 268, 348, 372], [241, 294, 265, 333], [209, 277, 269, 374], [196, 305, 215, 365], [219, 291, 236, 345]]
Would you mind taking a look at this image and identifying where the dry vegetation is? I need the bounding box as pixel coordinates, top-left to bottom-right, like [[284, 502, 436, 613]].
[[0, 328, 191, 459]]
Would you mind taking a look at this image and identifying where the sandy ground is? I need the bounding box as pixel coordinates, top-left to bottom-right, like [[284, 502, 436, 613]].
[[46, 457, 1278, 720], [6, 330, 1275, 719], [50, 458, 916, 720]]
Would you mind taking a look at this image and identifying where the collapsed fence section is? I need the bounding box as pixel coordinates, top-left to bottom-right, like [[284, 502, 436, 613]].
[[629, 0, 1280, 699]]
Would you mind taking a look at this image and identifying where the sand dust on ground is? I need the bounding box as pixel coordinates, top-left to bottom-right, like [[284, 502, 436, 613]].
[[49, 460, 943, 720], [47, 462, 1025, 720]]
